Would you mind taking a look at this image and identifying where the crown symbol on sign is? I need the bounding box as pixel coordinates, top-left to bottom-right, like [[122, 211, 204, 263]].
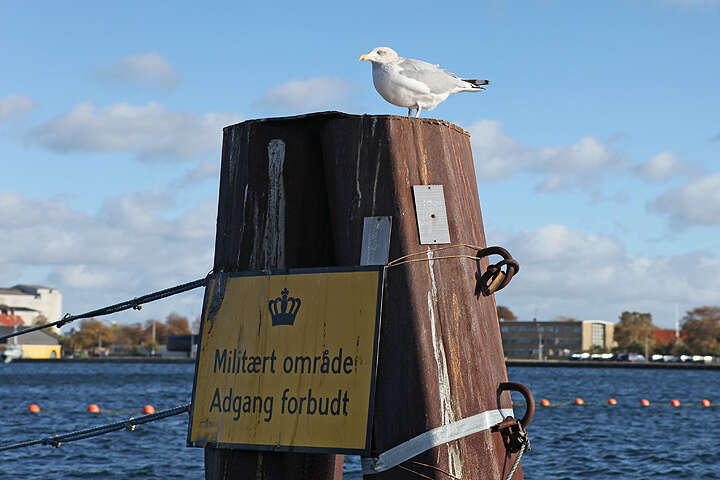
[[268, 288, 301, 326]]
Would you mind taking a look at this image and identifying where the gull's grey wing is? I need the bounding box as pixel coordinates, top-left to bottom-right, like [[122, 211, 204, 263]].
[[397, 57, 468, 93]]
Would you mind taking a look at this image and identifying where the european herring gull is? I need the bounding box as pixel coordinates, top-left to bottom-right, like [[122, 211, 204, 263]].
[[360, 46, 489, 118]]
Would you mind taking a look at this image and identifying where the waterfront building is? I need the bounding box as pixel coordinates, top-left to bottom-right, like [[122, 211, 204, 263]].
[[0, 285, 62, 328], [581, 320, 615, 352], [0, 326, 62, 359], [499, 319, 615, 359]]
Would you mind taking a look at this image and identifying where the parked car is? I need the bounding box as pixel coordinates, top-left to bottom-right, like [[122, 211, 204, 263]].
[[569, 352, 590, 360]]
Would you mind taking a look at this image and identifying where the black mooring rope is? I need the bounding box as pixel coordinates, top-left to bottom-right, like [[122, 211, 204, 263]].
[[0, 277, 208, 343], [0, 404, 191, 452]]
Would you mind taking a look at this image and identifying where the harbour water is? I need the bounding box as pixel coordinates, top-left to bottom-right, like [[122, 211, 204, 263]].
[[1, 362, 718, 479]]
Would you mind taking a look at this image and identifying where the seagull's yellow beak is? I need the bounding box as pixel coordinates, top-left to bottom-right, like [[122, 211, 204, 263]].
[[359, 54, 369, 61]]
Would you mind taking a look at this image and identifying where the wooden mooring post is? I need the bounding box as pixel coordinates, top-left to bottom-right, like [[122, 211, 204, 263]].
[[206, 112, 521, 480]]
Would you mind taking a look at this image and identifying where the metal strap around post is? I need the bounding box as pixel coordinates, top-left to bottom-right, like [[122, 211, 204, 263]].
[[361, 407, 515, 475]]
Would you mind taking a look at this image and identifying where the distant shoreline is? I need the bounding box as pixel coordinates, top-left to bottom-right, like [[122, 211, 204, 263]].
[[9, 357, 195, 364], [507, 359, 720, 370], [8, 357, 720, 370]]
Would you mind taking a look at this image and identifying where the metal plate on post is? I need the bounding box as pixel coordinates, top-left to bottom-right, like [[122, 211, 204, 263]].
[[360, 216, 392, 266], [412, 185, 450, 244]]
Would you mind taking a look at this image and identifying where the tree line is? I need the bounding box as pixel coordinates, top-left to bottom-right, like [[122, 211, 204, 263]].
[[497, 305, 720, 355], [57, 313, 194, 356], [614, 307, 720, 356]]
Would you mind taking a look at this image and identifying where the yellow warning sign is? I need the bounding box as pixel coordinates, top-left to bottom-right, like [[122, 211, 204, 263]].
[[188, 267, 383, 454]]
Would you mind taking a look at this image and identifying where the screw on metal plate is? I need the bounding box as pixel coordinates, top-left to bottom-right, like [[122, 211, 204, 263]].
[[412, 185, 450, 245]]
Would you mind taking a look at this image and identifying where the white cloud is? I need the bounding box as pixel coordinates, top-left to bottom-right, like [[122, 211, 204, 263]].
[[0, 190, 216, 324], [257, 77, 359, 112], [98, 190, 177, 234], [174, 161, 220, 187], [95, 52, 181, 90], [634, 151, 692, 182], [468, 120, 626, 190], [0, 94, 36, 123], [51, 265, 115, 289], [4, 187, 718, 330], [536, 137, 624, 191], [465, 120, 534, 181], [649, 171, 720, 226], [29, 101, 243, 162], [490, 224, 720, 327]]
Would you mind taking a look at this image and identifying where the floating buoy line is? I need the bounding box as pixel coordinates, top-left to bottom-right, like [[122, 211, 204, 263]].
[[25, 404, 157, 414], [19, 397, 714, 416], [536, 398, 713, 407]]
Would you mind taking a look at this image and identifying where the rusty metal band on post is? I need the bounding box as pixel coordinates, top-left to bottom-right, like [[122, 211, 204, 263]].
[[361, 407, 515, 475]]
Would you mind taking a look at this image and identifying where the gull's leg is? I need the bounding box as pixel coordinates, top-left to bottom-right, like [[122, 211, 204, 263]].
[[407, 107, 413, 117], [415, 105, 422, 118]]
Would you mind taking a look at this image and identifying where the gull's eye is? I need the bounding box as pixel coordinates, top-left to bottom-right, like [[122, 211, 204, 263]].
[[377, 50, 385, 55]]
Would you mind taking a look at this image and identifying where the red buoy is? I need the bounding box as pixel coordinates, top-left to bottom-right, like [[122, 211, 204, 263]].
[[540, 398, 550, 407], [608, 398, 617, 405], [143, 405, 156, 414], [641, 398, 650, 407], [88, 404, 100, 413], [574, 397, 584, 405], [671, 399, 680, 407], [28, 404, 40, 413], [701, 399, 711, 407]]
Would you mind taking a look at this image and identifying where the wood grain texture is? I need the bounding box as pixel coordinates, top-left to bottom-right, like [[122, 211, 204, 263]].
[[208, 112, 520, 480]]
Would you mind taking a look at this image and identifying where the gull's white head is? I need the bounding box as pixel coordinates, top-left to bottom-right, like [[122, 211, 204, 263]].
[[359, 47, 400, 64]]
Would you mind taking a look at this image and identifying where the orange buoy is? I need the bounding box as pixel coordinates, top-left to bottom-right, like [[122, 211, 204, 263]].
[[28, 404, 40, 413], [143, 405, 156, 414], [88, 404, 100, 413], [540, 398, 550, 407], [671, 399, 680, 407], [574, 397, 584, 405], [701, 399, 711, 407], [640, 398, 650, 407], [608, 398, 617, 405]]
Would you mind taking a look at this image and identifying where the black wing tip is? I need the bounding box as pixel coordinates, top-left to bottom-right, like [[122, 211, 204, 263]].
[[464, 79, 491, 87]]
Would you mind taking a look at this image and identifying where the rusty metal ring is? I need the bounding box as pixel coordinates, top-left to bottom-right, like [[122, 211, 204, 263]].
[[479, 268, 504, 296], [491, 259, 519, 291], [474, 247, 510, 272], [479, 260, 518, 296], [474, 246, 520, 296], [498, 382, 535, 428], [476, 246, 512, 260]]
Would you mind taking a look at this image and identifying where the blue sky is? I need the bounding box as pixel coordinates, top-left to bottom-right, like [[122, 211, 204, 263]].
[[1, 0, 719, 329]]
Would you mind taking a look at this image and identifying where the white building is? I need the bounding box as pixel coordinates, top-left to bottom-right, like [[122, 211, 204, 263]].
[[0, 285, 62, 326]]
